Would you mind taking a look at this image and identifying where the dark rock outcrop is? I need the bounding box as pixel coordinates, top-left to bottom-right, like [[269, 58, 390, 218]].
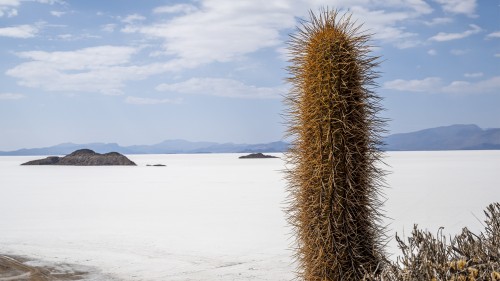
[[239, 153, 279, 159], [22, 156, 61, 165], [21, 149, 136, 166]]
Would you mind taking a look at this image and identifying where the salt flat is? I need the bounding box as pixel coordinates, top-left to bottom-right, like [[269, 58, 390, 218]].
[[0, 151, 499, 280]]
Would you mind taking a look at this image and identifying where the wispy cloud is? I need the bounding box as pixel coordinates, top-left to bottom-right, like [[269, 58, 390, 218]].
[[56, 33, 101, 41], [0, 93, 24, 100], [427, 49, 437, 56], [6, 45, 177, 95], [125, 96, 181, 105], [156, 77, 283, 99], [50, 10, 65, 17], [384, 77, 442, 92], [424, 17, 453, 26], [429, 24, 481, 41], [101, 23, 116, 32], [1, 0, 63, 17], [0, 0, 20, 8], [0, 8, 17, 17], [34, 0, 65, 4], [442, 76, 500, 94], [357, 0, 432, 14], [486, 31, 500, 39], [121, 14, 145, 24], [0, 25, 38, 38], [153, 4, 197, 14], [15, 45, 137, 69], [384, 76, 500, 94], [0, 0, 19, 18], [326, 1, 432, 49], [348, 6, 422, 48], [434, 0, 477, 17], [464, 72, 483, 78], [123, 1, 295, 67], [121, 0, 433, 71], [451, 49, 468, 56]]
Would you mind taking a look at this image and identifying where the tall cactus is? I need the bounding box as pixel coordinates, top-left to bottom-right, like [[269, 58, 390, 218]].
[[285, 9, 386, 280]]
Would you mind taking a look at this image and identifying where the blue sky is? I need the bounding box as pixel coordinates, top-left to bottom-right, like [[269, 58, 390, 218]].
[[0, 0, 498, 150]]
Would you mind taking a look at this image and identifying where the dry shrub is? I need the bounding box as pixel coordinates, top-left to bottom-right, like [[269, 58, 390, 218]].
[[366, 203, 500, 281], [285, 8, 387, 281]]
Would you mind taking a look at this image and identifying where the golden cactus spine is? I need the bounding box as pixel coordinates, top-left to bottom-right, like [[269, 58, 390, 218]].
[[285, 9, 386, 280]]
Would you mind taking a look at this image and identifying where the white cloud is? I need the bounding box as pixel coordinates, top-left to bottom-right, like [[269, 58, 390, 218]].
[[359, 0, 432, 14], [124, 1, 295, 66], [313, 3, 431, 48], [0, 93, 24, 100], [0, 25, 38, 38], [317, 1, 434, 48], [35, 0, 64, 4], [3, 7, 16, 16], [385, 76, 500, 94], [6, 45, 179, 95], [0, 0, 20, 5], [424, 17, 452, 26], [122, 0, 433, 70], [495, 54, 500, 58], [153, 4, 197, 14], [0, 0, 19, 18], [101, 24, 116, 32], [442, 76, 500, 94], [451, 49, 468, 55], [486, 31, 500, 39], [121, 14, 145, 24], [433, 0, 477, 17], [464, 72, 483, 78], [427, 49, 437, 55], [57, 33, 72, 40], [15, 46, 137, 69], [56, 33, 101, 41], [125, 96, 180, 105], [429, 24, 481, 41], [102, 89, 124, 96], [1, 0, 62, 17], [50, 10, 65, 17], [156, 77, 283, 99], [348, 6, 421, 48], [384, 77, 442, 92], [405, 0, 434, 14]]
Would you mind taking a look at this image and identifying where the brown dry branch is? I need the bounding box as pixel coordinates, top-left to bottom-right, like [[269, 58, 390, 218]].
[[284, 8, 387, 281], [374, 202, 500, 281]]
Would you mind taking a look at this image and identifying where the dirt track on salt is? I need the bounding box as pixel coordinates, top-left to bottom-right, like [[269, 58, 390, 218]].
[[0, 255, 88, 281]]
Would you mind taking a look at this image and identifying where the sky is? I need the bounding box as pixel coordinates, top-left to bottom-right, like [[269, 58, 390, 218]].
[[0, 0, 498, 150]]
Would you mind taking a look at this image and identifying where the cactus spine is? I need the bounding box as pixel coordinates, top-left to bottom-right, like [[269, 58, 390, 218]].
[[285, 9, 386, 280]]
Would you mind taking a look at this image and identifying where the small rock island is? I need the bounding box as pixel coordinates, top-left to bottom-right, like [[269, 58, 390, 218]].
[[239, 153, 279, 159], [21, 149, 136, 166]]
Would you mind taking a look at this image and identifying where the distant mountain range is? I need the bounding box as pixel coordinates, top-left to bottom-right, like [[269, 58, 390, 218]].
[[0, 139, 289, 156], [1, 124, 499, 156], [384, 124, 500, 151]]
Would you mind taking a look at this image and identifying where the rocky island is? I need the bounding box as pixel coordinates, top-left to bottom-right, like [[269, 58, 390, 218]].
[[21, 149, 136, 166], [238, 153, 279, 159]]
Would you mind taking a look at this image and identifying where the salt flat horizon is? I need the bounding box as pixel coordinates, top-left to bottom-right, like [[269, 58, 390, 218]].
[[1, 151, 499, 280]]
